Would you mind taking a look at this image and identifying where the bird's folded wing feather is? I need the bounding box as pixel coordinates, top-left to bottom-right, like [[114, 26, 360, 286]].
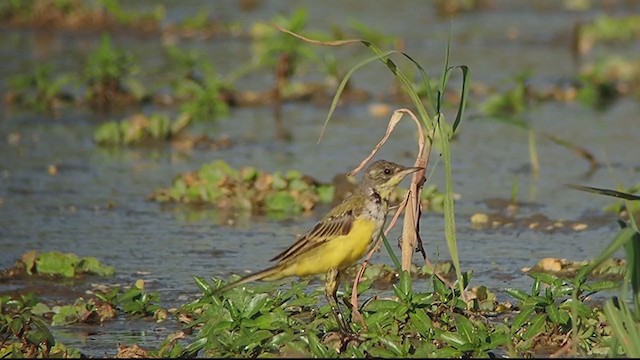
[[270, 207, 357, 263]]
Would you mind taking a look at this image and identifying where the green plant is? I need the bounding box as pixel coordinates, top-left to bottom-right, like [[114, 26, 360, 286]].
[[150, 160, 334, 215], [18, 250, 115, 278], [0, 293, 82, 357], [7, 63, 75, 110], [49, 297, 116, 326], [94, 112, 191, 146], [99, 0, 165, 25], [250, 8, 318, 74], [179, 270, 512, 358], [480, 71, 530, 117], [506, 270, 615, 355], [95, 280, 162, 317], [177, 63, 230, 121], [600, 183, 640, 218], [84, 33, 142, 109]]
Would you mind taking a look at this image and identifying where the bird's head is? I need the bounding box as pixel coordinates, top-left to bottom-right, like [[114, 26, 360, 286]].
[[361, 160, 423, 199]]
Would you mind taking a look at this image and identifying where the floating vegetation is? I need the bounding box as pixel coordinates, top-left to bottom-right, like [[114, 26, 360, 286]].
[[1, 250, 116, 278], [150, 160, 335, 215], [94, 112, 189, 146]]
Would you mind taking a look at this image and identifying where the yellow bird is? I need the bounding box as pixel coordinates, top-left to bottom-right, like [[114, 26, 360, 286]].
[[216, 160, 423, 333]]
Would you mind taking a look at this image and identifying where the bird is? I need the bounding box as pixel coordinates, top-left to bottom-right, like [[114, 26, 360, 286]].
[[215, 159, 423, 334]]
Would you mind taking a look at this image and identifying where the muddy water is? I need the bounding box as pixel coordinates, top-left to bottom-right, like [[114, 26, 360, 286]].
[[1, 1, 639, 356]]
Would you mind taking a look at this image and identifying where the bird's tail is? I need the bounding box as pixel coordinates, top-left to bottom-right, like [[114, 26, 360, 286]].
[[214, 264, 285, 294]]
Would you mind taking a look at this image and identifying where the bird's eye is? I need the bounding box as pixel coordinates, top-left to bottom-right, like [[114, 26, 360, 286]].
[[383, 168, 392, 175]]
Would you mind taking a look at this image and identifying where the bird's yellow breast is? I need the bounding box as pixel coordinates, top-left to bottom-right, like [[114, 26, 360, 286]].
[[280, 218, 379, 278]]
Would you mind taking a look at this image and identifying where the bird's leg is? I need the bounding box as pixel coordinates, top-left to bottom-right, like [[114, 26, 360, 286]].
[[325, 268, 354, 335]]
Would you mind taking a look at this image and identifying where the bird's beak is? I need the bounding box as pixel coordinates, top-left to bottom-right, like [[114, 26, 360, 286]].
[[400, 166, 424, 177], [390, 166, 424, 186]]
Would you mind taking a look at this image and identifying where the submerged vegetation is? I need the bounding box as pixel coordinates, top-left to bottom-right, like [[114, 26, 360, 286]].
[[2, 1, 639, 358]]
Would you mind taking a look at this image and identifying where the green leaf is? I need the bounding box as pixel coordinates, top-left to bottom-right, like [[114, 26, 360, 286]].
[[306, 332, 329, 358], [28, 317, 55, 347], [523, 296, 551, 307], [76, 256, 115, 276], [505, 288, 529, 302], [243, 312, 283, 330], [35, 251, 79, 277], [439, 331, 468, 348], [363, 299, 399, 312], [545, 304, 566, 325], [378, 336, 404, 356], [393, 271, 412, 301], [522, 313, 546, 340], [409, 308, 433, 337], [512, 306, 535, 330], [31, 302, 51, 316], [527, 272, 560, 285], [193, 275, 213, 294], [183, 338, 207, 357], [243, 293, 270, 318], [265, 191, 301, 213], [453, 313, 476, 345], [52, 305, 79, 326], [578, 227, 638, 282]]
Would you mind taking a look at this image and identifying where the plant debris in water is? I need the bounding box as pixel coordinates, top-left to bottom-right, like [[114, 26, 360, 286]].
[[0, 250, 115, 279], [150, 160, 335, 215]]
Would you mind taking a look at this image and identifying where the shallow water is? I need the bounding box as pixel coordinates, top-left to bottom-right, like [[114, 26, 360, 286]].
[[1, 0, 639, 356]]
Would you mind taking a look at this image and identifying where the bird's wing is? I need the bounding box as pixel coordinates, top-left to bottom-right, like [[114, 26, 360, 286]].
[[270, 201, 360, 263]]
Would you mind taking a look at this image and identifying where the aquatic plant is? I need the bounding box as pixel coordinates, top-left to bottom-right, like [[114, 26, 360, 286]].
[[577, 55, 640, 109], [480, 71, 531, 117], [95, 280, 163, 318], [151, 160, 334, 215], [576, 14, 640, 54], [176, 63, 231, 122], [93, 112, 191, 146], [83, 33, 142, 110], [17, 250, 115, 278], [6, 63, 75, 112]]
